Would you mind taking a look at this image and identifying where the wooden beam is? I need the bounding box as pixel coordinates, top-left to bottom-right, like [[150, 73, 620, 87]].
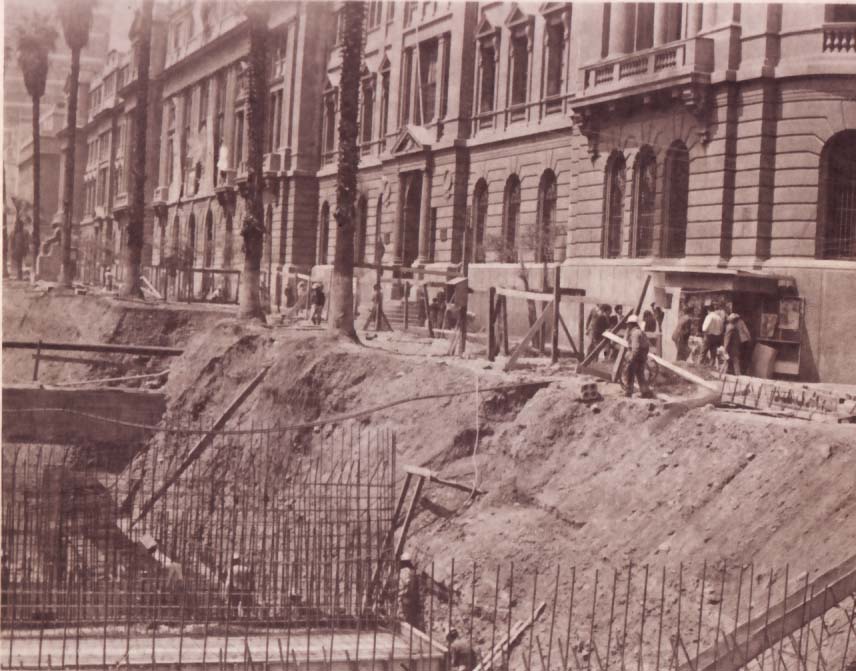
[[473, 602, 548, 671], [578, 312, 632, 369], [132, 364, 273, 526], [504, 301, 554, 372], [403, 465, 487, 495], [421, 284, 435, 338], [551, 267, 560, 364], [354, 262, 458, 278], [496, 286, 611, 304], [393, 474, 425, 560], [578, 303, 585, 360], [4, 340, 183, 357], [682, 553, 856, 671], [557, 313, 579, 356], [488, 287, 496, 362], [602, 331, 720, 391]]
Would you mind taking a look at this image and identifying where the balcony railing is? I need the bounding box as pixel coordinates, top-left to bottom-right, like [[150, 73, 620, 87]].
[[580, 36, 714, 97], [823, 22, 856, 52]]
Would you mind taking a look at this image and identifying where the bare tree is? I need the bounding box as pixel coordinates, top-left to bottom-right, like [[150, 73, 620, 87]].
[[237, 1, 269, 321], [121, 0, 154, 298], [57, 0, 96, 288], [16, 14, 58, 281], [328, 1, 365, 339]]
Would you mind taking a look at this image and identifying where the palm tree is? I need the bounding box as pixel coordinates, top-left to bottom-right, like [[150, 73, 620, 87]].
[[16, 14, 58, 281], [238, 1, 269, 321], [328, 1, 365, 338], [57, 0, 96, 288], [121, 0, 154, 298]]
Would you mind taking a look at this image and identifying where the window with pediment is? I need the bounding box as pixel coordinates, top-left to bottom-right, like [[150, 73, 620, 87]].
[[322, 81, 337, 165], [379, 58, 391, 148], [361, 69, 375, 150], [506, 9, 534, 121], [541, 4, 571, 114], [475, 19, 500, 125]]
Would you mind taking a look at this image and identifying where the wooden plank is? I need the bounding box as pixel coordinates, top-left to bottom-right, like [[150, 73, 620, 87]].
[[496, 286, 612, 304], [488, 287, 497, 362], [403, 465, 487, 495], [4, 340, 183, 357], [354, 262, 457, 278], [551, 267, 560, 364], [578, 302, 585, 360], [132, 364, 273, 526], [504, 301, 554, 372], [578, 312, 631, 369], [602, 331, 720, 391], [557, 313, 579, 357], [392, 475, 425, 560], [682, 553, 856, 671], [473, 602, 548, 671], [501, 296, 510, 355]]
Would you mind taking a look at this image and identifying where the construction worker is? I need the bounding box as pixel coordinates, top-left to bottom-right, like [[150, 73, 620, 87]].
[[227, 553, 255, 619], [310, 282, 326, 325], [446, 628, 480, 671], [625, 315, 653, 398], [723, 314, 743, 375], [397, 553, 423, 628]]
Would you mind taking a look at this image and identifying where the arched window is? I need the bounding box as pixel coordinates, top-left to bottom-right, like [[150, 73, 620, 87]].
[[536, 170, 557, 262], [375, 194, 384, 262], [203, 211, 214, 267], [171, 215, 180, 262], [818, 130, 856, 259], [663, 141, 689, 258], [187, 213, 197, 268], [603, 151, 626, 258], [502, 175, 521, 262], [633, 147, 657, 257], [355, 195, 368, 263], [472, 179, 488, 263], [318, 201, 330, 264]]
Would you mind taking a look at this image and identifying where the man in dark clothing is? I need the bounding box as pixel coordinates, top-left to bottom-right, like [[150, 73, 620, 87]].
[[672, 308, 693, 361], [310, 282, 326, 325], [625, 315, 653, 398], [723, 314, 742, 375], [591, 305, 611, 358], [651, 303, 665, 331]]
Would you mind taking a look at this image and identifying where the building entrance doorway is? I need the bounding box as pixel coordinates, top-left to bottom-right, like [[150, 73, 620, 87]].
[[402, 173, 421, 267]]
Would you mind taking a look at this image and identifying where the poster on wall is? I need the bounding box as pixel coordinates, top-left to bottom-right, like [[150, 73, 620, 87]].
[[778, 298, 802, 332], [760, 313, 778, 339]]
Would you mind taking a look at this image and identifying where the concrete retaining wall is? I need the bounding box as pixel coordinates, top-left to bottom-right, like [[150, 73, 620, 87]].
[[2, 385, 166, 446]]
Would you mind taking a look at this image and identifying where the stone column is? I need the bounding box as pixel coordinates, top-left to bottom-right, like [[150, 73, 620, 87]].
[[391, 174, 405, 264], [416, 166, 433, 264], [607, 3, 634, 55], [702, 3, 718, 31], [687, 3, 703, 37], [653, 3, 670, 46]]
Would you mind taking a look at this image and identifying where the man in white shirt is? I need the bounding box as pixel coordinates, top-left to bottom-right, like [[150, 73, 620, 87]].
[[701, 304, 726, 366]]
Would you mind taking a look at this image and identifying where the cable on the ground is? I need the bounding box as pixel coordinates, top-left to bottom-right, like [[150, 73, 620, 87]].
[[50, 370, 169, 388], [3, 380, 551, 436]]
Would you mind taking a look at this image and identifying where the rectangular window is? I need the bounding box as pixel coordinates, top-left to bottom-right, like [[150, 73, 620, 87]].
[[361, 81, 374, 145], [100, 132, 109, 162], [166, 135, 174, 185], [182, 90, 192, 169], [267, 90, 283, 152], [545, 22, 565, 99], [234, 109, 245, 166], [510, 33, 529, 107], [322, 93, 336, 163], [198, 79, 209, 132], [634, 3, 654, 51], [479, 42, 496, 113], [401, 49, 413, 126], [404, 1, 417, 26], [419, 39, 438, 124], [380, 69, 390, 141], [214, 71, 226, 181], [368, 1, 383, 28]]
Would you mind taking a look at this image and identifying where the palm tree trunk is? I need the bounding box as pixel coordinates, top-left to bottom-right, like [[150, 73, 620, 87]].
[[238, 5, 268, 322], [121, 0, 153, 298], [60, 46, 81, 288], [329, 1, 365, 339], [31, 93, 41, 281]]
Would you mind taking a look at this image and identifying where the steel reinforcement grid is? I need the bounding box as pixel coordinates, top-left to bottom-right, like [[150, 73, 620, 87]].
[[2, 423, 855, 671]]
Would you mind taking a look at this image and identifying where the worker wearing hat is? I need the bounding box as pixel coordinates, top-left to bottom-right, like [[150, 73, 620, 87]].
[[446, 628, 481, 671], [723, 313, 743, 375], [397, 552, 423, 628], [625, 314, 653, 398]]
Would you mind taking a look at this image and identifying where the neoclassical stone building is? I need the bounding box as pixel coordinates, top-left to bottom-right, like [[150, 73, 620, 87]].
[[66, 1, 856, 381]]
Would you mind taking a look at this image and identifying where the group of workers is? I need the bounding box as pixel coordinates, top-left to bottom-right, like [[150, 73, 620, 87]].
[[672, 303, 753, 374]]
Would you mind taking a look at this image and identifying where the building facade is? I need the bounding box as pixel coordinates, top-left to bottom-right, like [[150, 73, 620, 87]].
[[60, 1, 856, 382]]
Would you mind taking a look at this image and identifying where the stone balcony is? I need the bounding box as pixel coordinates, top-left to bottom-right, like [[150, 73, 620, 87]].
[[822, 22, 856, 52], [577, 36, 714, 105]]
